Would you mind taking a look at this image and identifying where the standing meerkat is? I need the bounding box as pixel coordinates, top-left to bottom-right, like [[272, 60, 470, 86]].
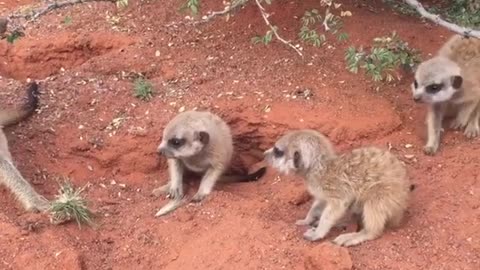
[[264, 129, 413, 247], [0, 81, 50, 212], [153, 110, 267, 217], [412, 34, 480, 155]]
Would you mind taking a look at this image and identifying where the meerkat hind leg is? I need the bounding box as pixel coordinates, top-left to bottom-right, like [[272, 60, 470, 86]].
[[296, 199, 324, 226], [191, 167, 224, 202], [333, 202, 387, 247], [303, 201, 348, 242]]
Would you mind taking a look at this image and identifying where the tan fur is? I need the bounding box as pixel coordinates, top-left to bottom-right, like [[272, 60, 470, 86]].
[[412, 35, 480, 155], [153, 110, 266, 217], [0, 82, 49, 212], [264, 129, 412, 247]]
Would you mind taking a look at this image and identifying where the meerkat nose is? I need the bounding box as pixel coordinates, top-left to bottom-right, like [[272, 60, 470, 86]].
[[157, 146, 166, 155], [413, 96, 422, 103]]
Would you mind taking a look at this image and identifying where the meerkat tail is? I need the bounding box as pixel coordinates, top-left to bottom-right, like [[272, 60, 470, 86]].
[[154, 198, 185, 217], [219, 166, 267, 183], [0, 81, 39, 127], [0, 157, 49, 211]]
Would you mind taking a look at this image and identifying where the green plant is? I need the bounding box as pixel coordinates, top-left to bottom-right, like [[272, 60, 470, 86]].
[[384, 0, 479, 28], [133, 77, 154, 101], [6, 30, 23, 43], [62, 15, 72, 25], [116, 0, 129, 8], [298, 9, 326, 47], [299, 27, 326, 47], [252, 27, 275, 45], [444, 0, 480, 28], [383, 0, 419, 16], [180, 0, 200, 15], [298, 4, 349, 48], [345, 32, 421, 82], [49, 179, 94, 228]]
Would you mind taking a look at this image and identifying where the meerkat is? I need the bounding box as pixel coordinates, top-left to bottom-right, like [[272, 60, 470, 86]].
[[0, 81, 50, 212], [412, 34, 480, 155], [264, 129, 413, 247], [153, 110, 267, 217]]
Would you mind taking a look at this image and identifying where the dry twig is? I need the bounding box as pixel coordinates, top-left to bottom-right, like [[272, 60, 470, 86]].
[[196, 0, 249, 24], [6, 0, 116, 33], [403, 0, 480, 38], [254, 0, 303, 57]]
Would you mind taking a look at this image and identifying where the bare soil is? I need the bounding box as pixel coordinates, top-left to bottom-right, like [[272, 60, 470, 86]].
[[0, 0, 479, 269]]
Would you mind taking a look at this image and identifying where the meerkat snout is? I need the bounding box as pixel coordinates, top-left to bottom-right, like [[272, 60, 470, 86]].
[[156, 142, 169, 156]]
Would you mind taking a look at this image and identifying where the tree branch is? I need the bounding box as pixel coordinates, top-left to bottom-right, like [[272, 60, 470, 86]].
[[403, 0, 480, 38], [197, 0, 249, 24], [6, 0, 116, 33], [254, 0, 303, 57]]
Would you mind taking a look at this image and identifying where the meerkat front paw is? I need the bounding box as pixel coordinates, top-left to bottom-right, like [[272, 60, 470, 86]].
[[423, 144, 438, 155], [191, 192, 208, 203], [464, 123, 480, 138], [167, 185, 184, 200], [333, 232, 363, 247], [450, 118, 467, 130], [303, 228, 323, 242]]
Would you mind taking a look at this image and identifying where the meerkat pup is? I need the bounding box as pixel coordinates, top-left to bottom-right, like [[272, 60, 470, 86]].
[[264, 129, 412, 247], [0, 81, 50, 212], [412, 34, 480, 155], [153, 110, 267, 216]]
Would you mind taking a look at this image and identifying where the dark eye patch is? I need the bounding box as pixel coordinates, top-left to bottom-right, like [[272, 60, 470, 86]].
[[293, 151, 301, 168], [425, 83, 444, 94], [168, 138, 186, 148], [273, 147, 284, 158]]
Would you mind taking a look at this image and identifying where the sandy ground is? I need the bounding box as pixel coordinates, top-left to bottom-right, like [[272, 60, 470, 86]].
[[0, 0, 478, 269]]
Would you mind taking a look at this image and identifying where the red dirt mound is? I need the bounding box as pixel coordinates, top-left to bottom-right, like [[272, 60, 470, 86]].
[[0, 32, 135, 80]]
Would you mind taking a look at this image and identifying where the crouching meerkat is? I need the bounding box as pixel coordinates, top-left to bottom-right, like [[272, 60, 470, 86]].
[[264, 129, 414, 247], [412, 34, 480, 155], [1, 81, 50, 212], [153, 110, 267, 217]]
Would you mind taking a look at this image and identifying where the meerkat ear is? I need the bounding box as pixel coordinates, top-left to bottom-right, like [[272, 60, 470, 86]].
[[451, 75, 463, 89], [293, 151, 301, 169], [196, 131, 210, 145]]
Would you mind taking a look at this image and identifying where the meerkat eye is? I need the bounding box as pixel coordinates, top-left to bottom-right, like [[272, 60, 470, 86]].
[[273, 147, 284, 158], [413, 80, 418, 88], [168, 138, 185, 148], [426, 83, 444, 94]]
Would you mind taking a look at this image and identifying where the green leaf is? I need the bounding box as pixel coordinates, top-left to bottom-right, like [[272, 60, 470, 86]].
[[6, 31, 23, 44]]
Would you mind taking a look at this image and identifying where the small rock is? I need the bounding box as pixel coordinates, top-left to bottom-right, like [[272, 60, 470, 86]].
[[304, 242, 352, 270]]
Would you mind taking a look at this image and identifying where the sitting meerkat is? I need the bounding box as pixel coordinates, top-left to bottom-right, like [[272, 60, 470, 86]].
[[412, 34, 480, 155], [153, 110, 267, 216], [264, 129, 414, 247]]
